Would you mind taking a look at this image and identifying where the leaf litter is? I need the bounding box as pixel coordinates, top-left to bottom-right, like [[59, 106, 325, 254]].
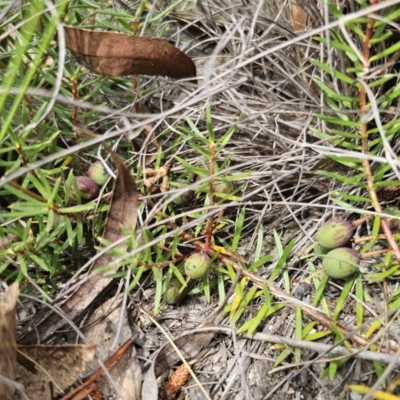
[[0, 283, 96, 400], [3, 0, 400, 399]]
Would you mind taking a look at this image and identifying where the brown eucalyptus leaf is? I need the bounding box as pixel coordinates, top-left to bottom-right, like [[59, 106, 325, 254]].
[[64, 26, 196, 79], [18, 151, 140, 343], [15, 344, 96, 400], [0, 283, 19, 399]]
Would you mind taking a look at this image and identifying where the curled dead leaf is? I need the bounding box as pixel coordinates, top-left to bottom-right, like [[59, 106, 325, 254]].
[[64, 26, 196, 79]]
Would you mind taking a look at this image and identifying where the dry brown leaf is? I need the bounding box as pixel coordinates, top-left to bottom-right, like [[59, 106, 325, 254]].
[[152, 305, 224, 378], [64, 26, 196, 79], [81, 295, 142, 400], [15, 345, 96, 400], [0, 284, 96, 400], [59, 340, 133, 400], [291, 1, 309, 31], [0, 283, 19, 399], [19, 151, 140, 343]]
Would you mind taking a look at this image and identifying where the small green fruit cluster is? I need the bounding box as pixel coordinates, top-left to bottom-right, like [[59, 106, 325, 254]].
[[315, 219, 360, 279], [184, 252, 211, 279], [73, 161, 110, 202]]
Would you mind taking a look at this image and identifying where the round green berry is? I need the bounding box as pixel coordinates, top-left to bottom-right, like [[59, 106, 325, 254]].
[[316, 219, 353, 249], [88, 161, 109, 186], [184, 252, 211, 279], [322, 247, 360, 279]]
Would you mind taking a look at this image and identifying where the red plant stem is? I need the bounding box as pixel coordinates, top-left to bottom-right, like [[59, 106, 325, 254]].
[[359, 1, 393, 358], [358, 1, 400, 263]]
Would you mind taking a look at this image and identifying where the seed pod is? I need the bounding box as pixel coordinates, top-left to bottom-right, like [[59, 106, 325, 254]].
[[316, 219, 353, 249], [88, 161, 109, 186], [164, 277, 187, 304], [322, 247, 360, 279], [184, 252, 211, 279], [75, 176, 100, 200]]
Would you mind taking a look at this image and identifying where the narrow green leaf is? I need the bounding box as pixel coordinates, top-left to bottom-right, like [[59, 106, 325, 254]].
[[205, 103, 215, 142], [312, 271, 330, 310], [175, 156, 208, 177], [370, 40, 400, 62], [355, 277, 364, 327], [304, 331, 331, 341], [314, 114, 361, 127], [217, 124, 237, 153], [333, 276, 356, 319], [311, 59, 354, 84], [270, 238, 295, 282], [231, 208, 245, 252], [249, 254, 274, 272], [188, 140, 212, 158]]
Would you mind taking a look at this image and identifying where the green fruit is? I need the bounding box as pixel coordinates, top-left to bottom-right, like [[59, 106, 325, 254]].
[[184, 252, 211, 279], [212, 180, 234, 202], [171, 180, 194, 206], [164, 277, 187, 304], [88, 161, 109, 186], [316, 219, 353, 249], [75, 176, 99, 200], [322, 248, 360, 279]]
